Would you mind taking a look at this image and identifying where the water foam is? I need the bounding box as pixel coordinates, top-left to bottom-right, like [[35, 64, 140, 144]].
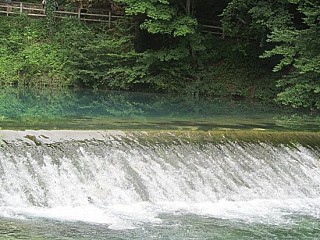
[[0, 131, 319, 229], [2, 197, 320, 229]]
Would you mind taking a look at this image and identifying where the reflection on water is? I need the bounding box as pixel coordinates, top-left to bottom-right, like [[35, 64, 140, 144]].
[[0, 87, 319, 131], [1, 215, 320, 240]]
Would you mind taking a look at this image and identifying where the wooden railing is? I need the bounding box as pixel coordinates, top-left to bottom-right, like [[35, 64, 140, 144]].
[[0, 1, 224, 36], [199, 24, 225, 38], [0, 1, 123, 27]]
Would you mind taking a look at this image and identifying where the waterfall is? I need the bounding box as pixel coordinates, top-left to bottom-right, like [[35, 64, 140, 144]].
[[0, 130, 319, 229]]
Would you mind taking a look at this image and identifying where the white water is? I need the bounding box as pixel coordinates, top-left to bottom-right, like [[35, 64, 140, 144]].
[[0, 131, 320, 230]]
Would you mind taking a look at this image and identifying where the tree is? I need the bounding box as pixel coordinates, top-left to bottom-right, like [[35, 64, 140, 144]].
[[222, 0, 320, 109], [112, 0, 204, 90], [115, 0, 197, 37]]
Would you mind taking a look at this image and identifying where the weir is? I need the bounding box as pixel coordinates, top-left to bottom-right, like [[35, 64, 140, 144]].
[[0, 130, 319, 230]]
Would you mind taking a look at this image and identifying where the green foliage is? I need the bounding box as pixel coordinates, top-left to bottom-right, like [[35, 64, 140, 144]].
[[0, 2, 283, 104], [45, 0, 56, 37], [1, 17, 42, 85], [222, 0, 320, 109], [276, 72, 320, 109], [262, 1, 320, 109], [0, 13, 200, 91], [108, 0, 210, 93], [57, 21, 149, 89], [0, 16, 152, 90], [72, 35, 147, 89], [181, 36, 279, 100], [116, 0, 197, 36], [0, 18, 117, 88]]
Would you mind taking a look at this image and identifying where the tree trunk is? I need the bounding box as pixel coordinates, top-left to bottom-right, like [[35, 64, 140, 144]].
[[185, 0, 197, 64], [186, 0, 191, 15]]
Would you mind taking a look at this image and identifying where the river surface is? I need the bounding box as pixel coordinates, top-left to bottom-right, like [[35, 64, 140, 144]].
[[0, 88, 319, 131], [0, 88, 319, 239]]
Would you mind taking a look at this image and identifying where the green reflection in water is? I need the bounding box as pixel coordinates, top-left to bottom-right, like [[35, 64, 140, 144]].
[[0, 87, 319, 131], [1, 215, 320, 240]]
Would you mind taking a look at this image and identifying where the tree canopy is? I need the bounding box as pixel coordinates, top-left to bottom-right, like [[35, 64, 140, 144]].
[[222, 0, 320, 109]]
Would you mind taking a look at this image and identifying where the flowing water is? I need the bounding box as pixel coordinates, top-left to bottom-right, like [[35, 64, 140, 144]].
[[0, 88, 320, 239], [0, 130, 320, 239]]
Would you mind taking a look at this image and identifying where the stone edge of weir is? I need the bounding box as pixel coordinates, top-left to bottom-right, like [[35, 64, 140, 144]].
[[0, 130, 126, 144], [0, 130, 320, 147]]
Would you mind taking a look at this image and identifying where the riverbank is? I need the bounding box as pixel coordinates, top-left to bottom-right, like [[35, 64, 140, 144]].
[[0, 16, 279, 102]]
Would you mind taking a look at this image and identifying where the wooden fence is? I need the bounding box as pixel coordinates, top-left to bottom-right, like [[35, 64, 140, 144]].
[[0, 1, 225, 36], [199, 24, 225, 38], [0, 1, 123, 27]]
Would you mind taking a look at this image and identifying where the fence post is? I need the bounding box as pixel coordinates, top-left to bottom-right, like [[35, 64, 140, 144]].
[[108, 11, 111, 28], [222, 26, 225, 39], [78, 8, 81, 18], [20, 2, 23, 15]]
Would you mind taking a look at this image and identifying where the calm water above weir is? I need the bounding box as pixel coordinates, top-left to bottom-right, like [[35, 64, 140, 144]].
[[0, 88, 320, 239], [0, 87, 319, 131]]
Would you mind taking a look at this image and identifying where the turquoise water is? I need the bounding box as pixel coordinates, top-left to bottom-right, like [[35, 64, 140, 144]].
[[0, 88, 319, 131]]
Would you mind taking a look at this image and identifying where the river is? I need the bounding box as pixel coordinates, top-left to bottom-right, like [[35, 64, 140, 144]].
[[0, 88, 319, 239]]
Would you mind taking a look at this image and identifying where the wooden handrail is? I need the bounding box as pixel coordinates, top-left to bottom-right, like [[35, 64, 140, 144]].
[[0, 1, 112, 13], [0, 1, 123, 25], [199, 24, 222, 30], [199, 24, 225, 38], [1, 1, 224, 36]]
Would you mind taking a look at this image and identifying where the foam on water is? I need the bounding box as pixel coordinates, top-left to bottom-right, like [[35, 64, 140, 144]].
[[0, 131, 319, 230], [1, 198, 320, 230]]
